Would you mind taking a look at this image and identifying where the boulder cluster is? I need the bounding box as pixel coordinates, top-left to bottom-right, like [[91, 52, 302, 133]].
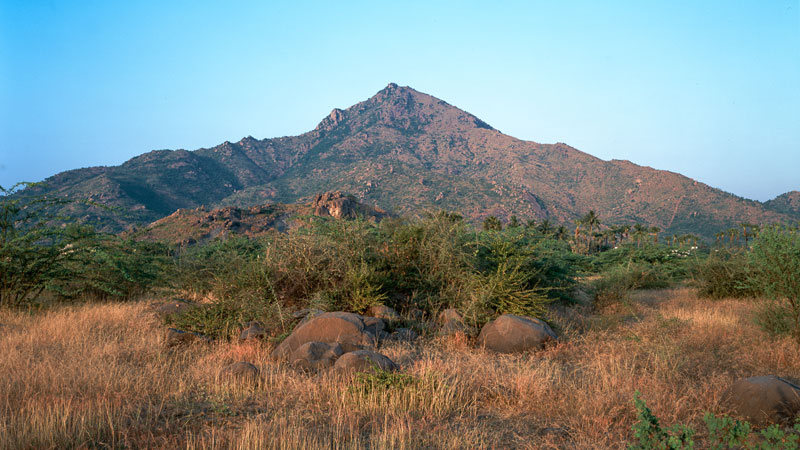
[[154, 299, 800, 427]]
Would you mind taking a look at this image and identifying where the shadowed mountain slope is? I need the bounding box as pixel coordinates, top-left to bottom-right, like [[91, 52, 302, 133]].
[[21, 83, 797, 238]]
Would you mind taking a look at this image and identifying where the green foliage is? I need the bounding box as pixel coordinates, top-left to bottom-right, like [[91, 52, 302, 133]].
[[748, 225, 800, 341], [630, 392, 695, 450], [350, 367, 417, 395], [1, 183, 169, 306], [592, 245, 696, 281], [168, 213, 576, 328], [755, 299, 796, 339], [482, 215, 503, 231], [630, 392, 800, 450], [593, 263, 671, 307], [692, 250, 758, 300]]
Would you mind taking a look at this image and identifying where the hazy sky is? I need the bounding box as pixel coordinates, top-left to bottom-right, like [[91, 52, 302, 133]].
[[1, 0, 798, 201]]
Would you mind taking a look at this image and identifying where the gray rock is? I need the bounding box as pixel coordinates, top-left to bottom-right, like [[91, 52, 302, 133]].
[[388, 328, 419, 342], [155, 299, 195, 318], [438, 308, 463, 325], [436, 308, 472, 336], [477, 314, 557, 353], [294, 308, 325, 328], [290, 341, 344, 371], [334, 350, 398, 374], [722, 376, 800, 426], [222, 361, 259, 380], [239, 322, 267, 341], [407, 308, 425, 321], [271, 312, 376, 360], [165, 328, 210, 347], [367, 305, 401, 321], [362, 316, 387, 342]]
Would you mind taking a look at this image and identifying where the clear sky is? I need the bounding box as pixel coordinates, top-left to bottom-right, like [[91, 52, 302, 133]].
[[1, 0, 798, 201]]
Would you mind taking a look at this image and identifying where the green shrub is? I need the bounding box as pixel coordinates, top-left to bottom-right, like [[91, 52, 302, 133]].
[[755, 299, 796, 339], [1, 182, 170, 305], [350, 367, 417, 395], [169, 213, 577, 328], [630, 392, 800, 449], [592, 263, 671, 307], [748, 225, 800, 341], [692, 250, 758, 300], [165, 297, 276, 339]]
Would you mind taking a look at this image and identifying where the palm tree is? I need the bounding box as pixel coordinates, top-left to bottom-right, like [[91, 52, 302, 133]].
[[632, 223, 648, 249], [580, 211, 601, 253], [483, 216, 503, 231], [554, 225, 568, 241], [650, 226, 661, 245], [538, 219, 554, 235]]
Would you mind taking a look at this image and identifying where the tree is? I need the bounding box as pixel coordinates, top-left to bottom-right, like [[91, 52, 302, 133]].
[[0, 183, 93, 306], [578, 210, 601, 253], [748, 225, 800, 342], [650, 226, 661, 245], [632, 223, 648, 249], [508, 215, 520, 228], [538, 219, 554, 235], [483, 216, 503, 231]]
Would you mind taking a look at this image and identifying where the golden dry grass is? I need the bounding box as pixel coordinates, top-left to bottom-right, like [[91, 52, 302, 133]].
[[1, 288, 798, 449]]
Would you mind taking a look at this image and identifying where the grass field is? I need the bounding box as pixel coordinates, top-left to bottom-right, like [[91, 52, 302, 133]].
[[1, 287, 798, 449]]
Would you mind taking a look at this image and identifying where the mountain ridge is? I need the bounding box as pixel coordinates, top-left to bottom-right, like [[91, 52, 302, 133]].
[[20, 83, 798, 238]]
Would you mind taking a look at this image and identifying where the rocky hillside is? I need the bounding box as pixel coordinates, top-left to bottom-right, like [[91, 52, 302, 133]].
[[128, 192, 386, 245], [21, 83, 798, 238], [764, 191, 800, 217]]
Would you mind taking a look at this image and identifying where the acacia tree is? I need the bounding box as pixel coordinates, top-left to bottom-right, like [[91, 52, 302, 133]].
[[748, 225, 800, 342], [0, 183, 93, 306]]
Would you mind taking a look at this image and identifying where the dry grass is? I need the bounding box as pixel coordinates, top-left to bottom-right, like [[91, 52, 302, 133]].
[[1, 288, 798, 449]]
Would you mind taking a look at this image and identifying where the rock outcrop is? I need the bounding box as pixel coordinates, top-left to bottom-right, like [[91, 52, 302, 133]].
[[312, 191, 385, 220]]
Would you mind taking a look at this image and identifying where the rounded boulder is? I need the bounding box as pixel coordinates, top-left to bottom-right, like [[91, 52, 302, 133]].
[[722, 376, 800, 426], [333, 350, 398, 374], [270, 312, 374, 360], [290, 341, 344, 371], [477, 314, 557, 353]]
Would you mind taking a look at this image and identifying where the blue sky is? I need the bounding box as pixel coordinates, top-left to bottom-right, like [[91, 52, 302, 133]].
[[1, 0, 798, 201]]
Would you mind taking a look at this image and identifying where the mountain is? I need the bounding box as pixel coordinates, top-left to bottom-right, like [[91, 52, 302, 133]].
[[20, 83, 798, 238], [764, 191, 800, 217]]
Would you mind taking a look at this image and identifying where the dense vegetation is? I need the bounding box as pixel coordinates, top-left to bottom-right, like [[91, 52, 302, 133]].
[[4, 182, 800, 343]]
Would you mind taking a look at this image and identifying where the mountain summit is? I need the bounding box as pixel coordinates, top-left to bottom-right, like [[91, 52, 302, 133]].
[[23, 83, 797, 237]]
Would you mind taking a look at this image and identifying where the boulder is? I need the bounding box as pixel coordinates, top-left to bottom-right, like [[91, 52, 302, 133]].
[[293, 308, 325, 328], [222, 361, 259, 380], [437, 308, 472, 336], [368, 305, 401, 322], [407, 308, 425, 321], [438, 308, 463, 324], [292, 308, 323, 321], [362, 316, 387, 340], [334, 350, 398, 374], [271, 312, 376, 360], [165, 328, 210, 347], [477, 314, 557, 353], [388, 327, 419, 342], [290, 341, 344, 371], [722, 376, 800, 426], [239, 322, 267, 341], [155, 299, 195, 318]]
